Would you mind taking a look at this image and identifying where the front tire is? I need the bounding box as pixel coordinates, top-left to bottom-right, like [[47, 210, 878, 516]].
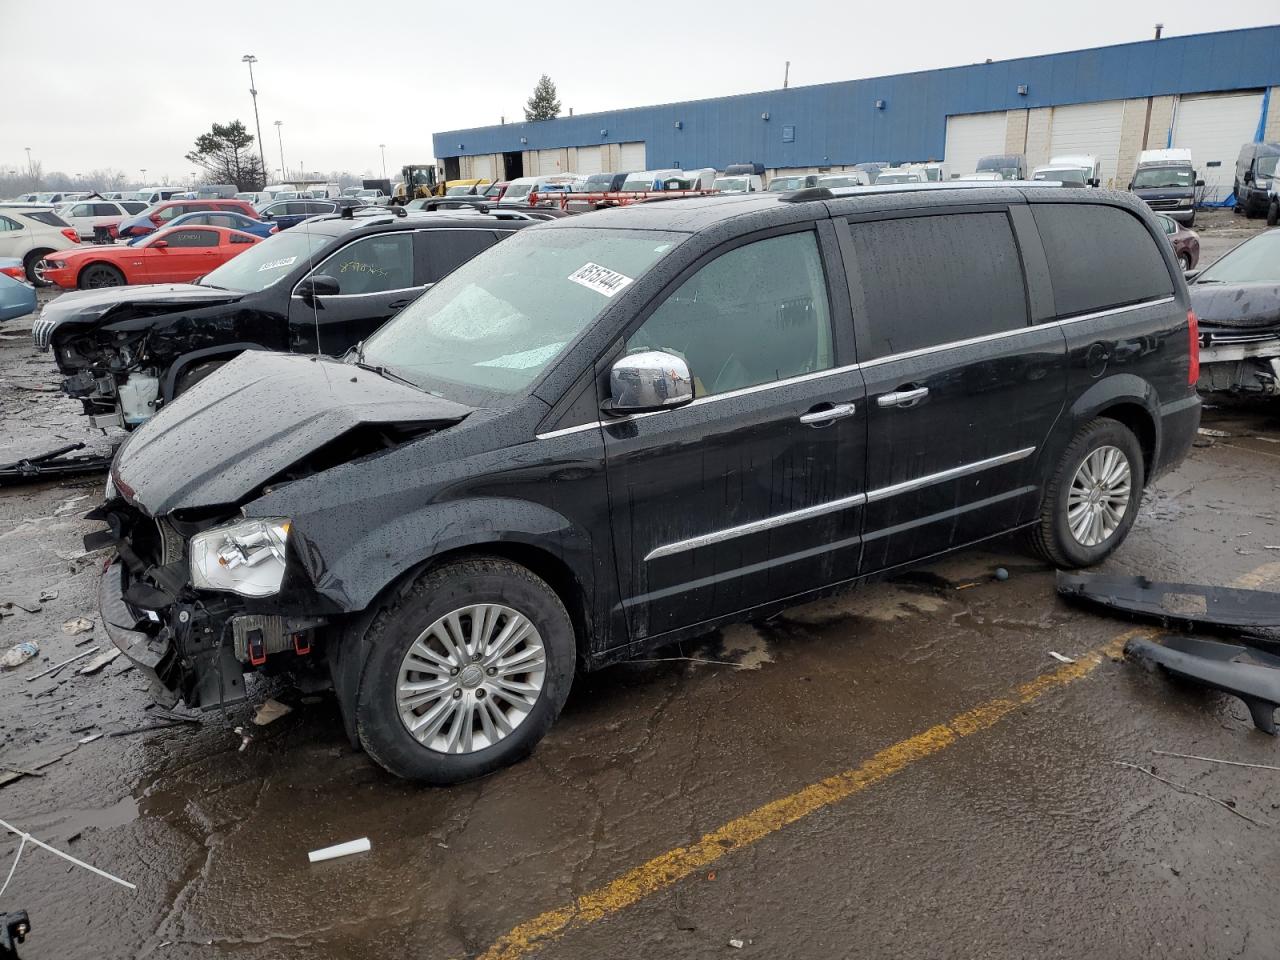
[[355, 557, 576, 783], [1177, 252, 1192, 271], [78, 263, 125, 289], [1029, 419, 1145, 569], [1268, 201, 1279, 227]]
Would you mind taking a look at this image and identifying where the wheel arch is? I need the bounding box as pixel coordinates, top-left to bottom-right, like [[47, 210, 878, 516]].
[[1067, 375, 1160, 486], [161, 342, 268, 400]]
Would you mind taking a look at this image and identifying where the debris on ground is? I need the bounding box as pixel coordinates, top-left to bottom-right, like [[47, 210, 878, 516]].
[[37, 589, 57, 602], [1, 599, 42, 614], [1048, 651, 1076, 664], [1111, 760, 1272, 827], [728, 939, 745, 949], [252, 698, 293, 726], [0, 911, 32, 957], [307, 838, 371, 863], [23, 648, 99, 683], [60, 617, 94, 636], [1125, 634, 1280, 734], [0, 642, 38, 671], [1057, 571, 1280, 636], [994, 567, 1009, 581], [1198, 427, 1231, 438], [0, 816, 137, 890], [77, 649, 120, 675], [107, 720, 191, 738], [234, 727, 252, 752]]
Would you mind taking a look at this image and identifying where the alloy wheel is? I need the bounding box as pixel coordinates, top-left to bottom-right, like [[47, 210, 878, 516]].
[[395, 603, 547, 754], [1067, 444, 1131, 547]]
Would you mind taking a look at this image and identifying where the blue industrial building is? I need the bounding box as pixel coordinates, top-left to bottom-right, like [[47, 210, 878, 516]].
[[434, 25, 1280, 198]]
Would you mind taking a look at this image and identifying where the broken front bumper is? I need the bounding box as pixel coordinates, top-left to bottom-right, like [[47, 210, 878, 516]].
[[1198, 333, 1280, 396]]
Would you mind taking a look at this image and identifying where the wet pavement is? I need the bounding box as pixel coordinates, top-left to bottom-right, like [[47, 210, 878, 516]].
[[3, 213, 1280, 959]]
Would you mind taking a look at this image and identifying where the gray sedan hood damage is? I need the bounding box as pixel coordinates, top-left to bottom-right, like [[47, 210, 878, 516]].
[[1189, 283, 1280, 332], [113, 351, 471, 515]]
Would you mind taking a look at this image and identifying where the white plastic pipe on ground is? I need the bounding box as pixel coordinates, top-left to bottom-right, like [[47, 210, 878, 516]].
[[307, 837, 371, 863]]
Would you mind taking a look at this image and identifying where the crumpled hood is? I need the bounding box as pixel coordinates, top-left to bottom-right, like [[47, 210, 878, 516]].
[[40, 283, 244, 330], [113, 351, 471, 515], [1190, 282, 1280, 331]]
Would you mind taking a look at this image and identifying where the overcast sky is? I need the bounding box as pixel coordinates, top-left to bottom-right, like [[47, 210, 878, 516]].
[[2, 1, 1274, 184]]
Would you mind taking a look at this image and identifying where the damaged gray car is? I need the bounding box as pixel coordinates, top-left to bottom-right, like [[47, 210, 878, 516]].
[[1188, 228, 1280, 397]]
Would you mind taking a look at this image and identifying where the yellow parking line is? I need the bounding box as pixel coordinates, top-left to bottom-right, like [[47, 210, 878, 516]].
[[479, 629, 1142, 960], [479, 563, 1280, 960]]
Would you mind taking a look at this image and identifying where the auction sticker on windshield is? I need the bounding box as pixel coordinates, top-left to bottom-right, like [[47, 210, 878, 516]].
[[568, 262, 634, 297], [258, 257, 298, 272]]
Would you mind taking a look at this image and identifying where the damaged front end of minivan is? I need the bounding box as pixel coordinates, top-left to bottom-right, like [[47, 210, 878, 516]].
[[91, 349, 470, 710]]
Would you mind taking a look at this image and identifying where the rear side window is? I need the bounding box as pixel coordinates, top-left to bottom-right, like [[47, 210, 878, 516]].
[[161, 229, 219, 248], [848, 212, 1028, 360], [24, 211, 68, 227], [419, 230, 502, 283], [0, 216, 21, 232], [1031, 204, 1173, 317]]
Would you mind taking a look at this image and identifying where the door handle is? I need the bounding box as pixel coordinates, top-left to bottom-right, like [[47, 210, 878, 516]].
[[388, 298, 415, 310], [799, 402, 857, 425], [877, 386, 930, 408]]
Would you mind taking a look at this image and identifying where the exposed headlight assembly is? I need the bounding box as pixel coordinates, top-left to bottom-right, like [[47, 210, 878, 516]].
[[190, 518, 291, 597]]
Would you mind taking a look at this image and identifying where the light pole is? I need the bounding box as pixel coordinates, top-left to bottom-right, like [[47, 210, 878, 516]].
[[379, 143, 387, 181], [24, 147, 35, 189], [242, 54, 268, 185], [140, 168, 147, 185], [274, 121, 286, 181]]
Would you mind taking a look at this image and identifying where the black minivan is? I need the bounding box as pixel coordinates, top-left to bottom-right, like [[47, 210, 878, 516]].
[[95, 184, 1200, 782]]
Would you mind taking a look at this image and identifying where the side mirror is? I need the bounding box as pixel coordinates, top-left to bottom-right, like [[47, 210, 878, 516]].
[[1244, 171, 1253, 183], [1195, 179, 1205, 188], [1127, 182, 1134, 190], [151, 239, 168, 249], [261, 212, 274, 220], [1089, 178, 1100, 188], [607, 350, 694, 415], [297, 275, 340, 302]]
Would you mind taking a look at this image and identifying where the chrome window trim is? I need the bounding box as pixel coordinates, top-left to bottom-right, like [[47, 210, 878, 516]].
[[289, 284, 428, 301], [644, 491, 869, 561], [541, 297, 1174, 436], [644, 445, 1037, 562]]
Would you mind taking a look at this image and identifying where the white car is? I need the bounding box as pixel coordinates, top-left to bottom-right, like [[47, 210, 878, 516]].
[[55, 199, 149, 240], [874, 167, 928, 184], [815, 172, 872, 189], [0, 204, 81, 284]]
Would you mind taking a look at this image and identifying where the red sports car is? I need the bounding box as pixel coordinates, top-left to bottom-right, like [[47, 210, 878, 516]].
[[40, 225, 261, 290]]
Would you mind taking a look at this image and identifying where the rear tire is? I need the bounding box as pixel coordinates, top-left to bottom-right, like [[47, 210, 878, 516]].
[[1268, 201, 1279, 227], [1177, 252, 1192, 271], [23, 249, 53, 287], [354, 557, 576, 783], [77, 263, 125, 289], [1028, 419, 1145, 569]]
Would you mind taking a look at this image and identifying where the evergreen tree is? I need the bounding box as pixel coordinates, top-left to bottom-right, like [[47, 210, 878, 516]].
[[524, 75, 562, 122]]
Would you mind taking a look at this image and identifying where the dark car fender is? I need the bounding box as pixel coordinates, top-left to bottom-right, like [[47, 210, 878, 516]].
[[309, 495, 599, 747], [1064, 373, 1164, 481]]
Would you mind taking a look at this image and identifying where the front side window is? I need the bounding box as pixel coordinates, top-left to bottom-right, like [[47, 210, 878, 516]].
[[156, 229, 219, 248], [850, 212, 1028, 359], [198, 229, 330, 292], [0, 216, 21, 232], [1032, 204, 1174, 316], [627, 231, 833, 397], [313, 233, 414, 294], [70, 204, 94, 217], [156, 205, 181, 221], [362, 227, 683, 395], [94, 203, 120, 216], [1256, 156, 1279, 179]]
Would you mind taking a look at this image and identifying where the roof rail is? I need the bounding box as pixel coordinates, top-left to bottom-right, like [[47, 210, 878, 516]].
[[779, 187, 835, 203]]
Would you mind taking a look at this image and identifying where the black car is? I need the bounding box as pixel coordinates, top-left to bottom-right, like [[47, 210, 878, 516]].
[[95, 184, 1200, 782], [1233, 141, 1280, 223], [35, 207, 534, 428], [1187, 227, 1280, 396]]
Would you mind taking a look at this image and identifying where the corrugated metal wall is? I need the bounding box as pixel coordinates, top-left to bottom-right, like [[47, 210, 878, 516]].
[[433, 26, 1280, 170]]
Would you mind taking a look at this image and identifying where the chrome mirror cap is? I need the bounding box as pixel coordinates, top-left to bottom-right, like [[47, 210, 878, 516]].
[[609, 350, 694, 415]]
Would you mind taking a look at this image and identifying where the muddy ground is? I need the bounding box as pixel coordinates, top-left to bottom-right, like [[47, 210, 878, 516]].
[[2, 211, 1279, 959]]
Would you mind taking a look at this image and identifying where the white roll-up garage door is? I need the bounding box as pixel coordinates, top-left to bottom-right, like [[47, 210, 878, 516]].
[[575, 146, 603, 176], [1172, 92, 1265, 202], [619, 142, 646, 172], [469, 155, 493, 181], [1048, 100, 1124, 188], [944, 112, 1008, 177], [533, 149, 564, 176]]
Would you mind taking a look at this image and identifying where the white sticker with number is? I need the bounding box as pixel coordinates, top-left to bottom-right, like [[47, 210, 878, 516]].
[[567, 262, 634, 297]]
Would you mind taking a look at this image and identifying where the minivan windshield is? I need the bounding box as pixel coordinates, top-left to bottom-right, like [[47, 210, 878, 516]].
[[1197, 229, 1280, 284], [1133, 165, 1194, 188], [196, 229, 330, 292], [360, 227, 685, 395]]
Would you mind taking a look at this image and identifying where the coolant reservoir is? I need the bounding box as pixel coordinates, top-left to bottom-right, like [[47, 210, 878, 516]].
[[118, 374, 160, 426]]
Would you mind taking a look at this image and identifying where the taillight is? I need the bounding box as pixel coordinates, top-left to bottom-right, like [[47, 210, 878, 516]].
[[61, 227, 80, 244], [0, 264, 24, 280], [1187, 309, 1199, 386]]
